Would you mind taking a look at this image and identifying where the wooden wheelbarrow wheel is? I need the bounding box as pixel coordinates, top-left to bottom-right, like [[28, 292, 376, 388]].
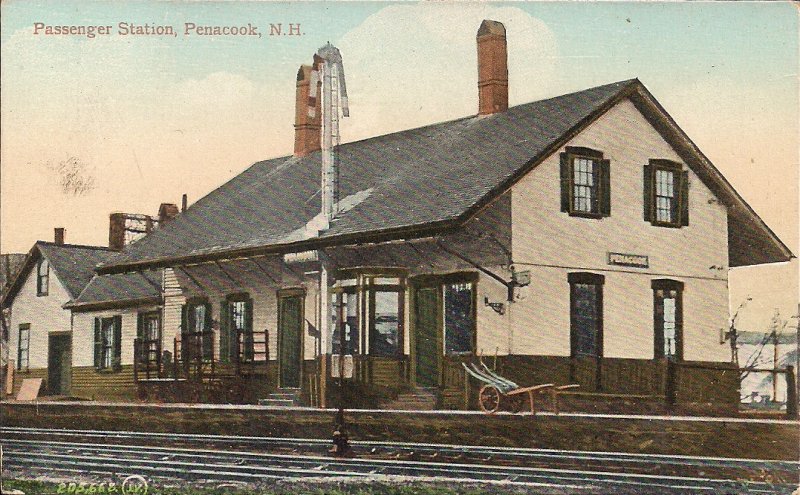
[[479, 384, 502, 414]]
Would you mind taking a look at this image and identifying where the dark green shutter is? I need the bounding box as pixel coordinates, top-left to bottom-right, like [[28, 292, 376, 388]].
[[560, 153, 570, 212], [675, 290, 684, 361], [643, 164, 653, 222], [680, 171, 689, 226], [219, 300, 230, 363], [245, 298, 254, 362], [112, 315, 122, 371], [93, 318, 102, 369], [599, 159, 611, 216], [653, 294, 664, 359], [136, 313, 144, 364], [203, 302, 213, 359], [181, 304, 188, 335]]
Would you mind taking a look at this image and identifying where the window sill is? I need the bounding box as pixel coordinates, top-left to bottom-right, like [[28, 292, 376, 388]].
[[649, 221, 682, 229], [567, 211, 604, 219]]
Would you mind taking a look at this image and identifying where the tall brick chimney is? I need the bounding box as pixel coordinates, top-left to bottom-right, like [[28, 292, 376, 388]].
[[477, 20, 508, 116], [109, 213, 126, 251], [158, 203, 180, 224], [54, 228, 65, 245], [294, 65, 322, 156]]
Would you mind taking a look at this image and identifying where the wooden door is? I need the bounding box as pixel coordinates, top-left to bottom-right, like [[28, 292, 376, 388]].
[[48, 334, 71, 395], [278, 295, 303, 388], [414, 286, 440, 387]]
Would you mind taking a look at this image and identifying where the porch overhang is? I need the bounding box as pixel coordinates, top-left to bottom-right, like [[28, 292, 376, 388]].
[[96, 219, 461, 275], [64, 296, 161, 313]]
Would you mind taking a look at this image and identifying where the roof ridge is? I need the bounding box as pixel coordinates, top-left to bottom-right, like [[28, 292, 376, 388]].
[[36, 241, 113, 251], [335, 79, 640, 150]]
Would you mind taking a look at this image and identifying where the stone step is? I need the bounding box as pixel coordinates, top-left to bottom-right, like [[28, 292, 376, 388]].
[[258, 398, 296, 407], [268, 393, 299, 400]]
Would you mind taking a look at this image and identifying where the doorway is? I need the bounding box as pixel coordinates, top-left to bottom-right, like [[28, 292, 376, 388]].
[[48, 333, 71, 395], [278, 292, 303, 388], [413, 286, 440, 387]]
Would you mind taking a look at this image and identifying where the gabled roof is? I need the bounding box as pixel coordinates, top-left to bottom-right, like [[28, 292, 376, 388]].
[[66, 270, 161, 311], [98, 79, 793, 273], [1, 242, 116, 307]]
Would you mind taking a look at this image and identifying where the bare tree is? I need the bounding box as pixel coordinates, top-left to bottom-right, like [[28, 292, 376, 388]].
[[47, 156, 96, 196]]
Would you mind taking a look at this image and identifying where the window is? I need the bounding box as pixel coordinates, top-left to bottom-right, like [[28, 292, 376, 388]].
[[653, 280, 684, 360], [185, 300, 212, 360], [136, 312, 161, 365], [220, 296, 253, 363], [644, 159, 689, 227], [371, 290, 401, 357], [443, 282, 475, 355], [37, 258, 49, 296], [560, 147, 611, 217], [569, 273, 604, 358], [17, 324, 30, 370], [94, 316, 121, 371], [332, 291, 359, 355]]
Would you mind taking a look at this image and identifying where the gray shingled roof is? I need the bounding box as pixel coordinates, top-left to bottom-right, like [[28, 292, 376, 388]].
[[69, 270, 161, 308], [102, 79, 637, 269], [99, 78, 792, 272], [37, 242, 116, 300]]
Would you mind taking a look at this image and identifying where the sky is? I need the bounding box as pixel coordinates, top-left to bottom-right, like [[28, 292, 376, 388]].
[[1, 1, 798, 333]]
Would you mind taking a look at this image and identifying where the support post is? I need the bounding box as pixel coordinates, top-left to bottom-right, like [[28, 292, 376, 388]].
[[786, 365, 797, 419]]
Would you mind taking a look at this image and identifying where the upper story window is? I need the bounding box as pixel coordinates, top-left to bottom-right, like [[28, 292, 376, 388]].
[[644, 159, 689, 227], [17, 324, 30, 371], [568, 272, 604, 359], [652, 279, 684, 361], [560, 147, 611, 218], [36, 259, 49, 296]]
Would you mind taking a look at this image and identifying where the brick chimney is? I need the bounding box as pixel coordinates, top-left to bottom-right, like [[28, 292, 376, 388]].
[[109, 213, 126, 251], [54, 228, 65, 245], [477, 20, 508, 115], [158, 203, 180, 224], [294, 65, 322, 156]]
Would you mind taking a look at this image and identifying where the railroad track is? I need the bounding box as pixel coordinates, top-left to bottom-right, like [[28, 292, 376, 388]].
[[1, 428, 796, 494], [3, 426, 795, 471]]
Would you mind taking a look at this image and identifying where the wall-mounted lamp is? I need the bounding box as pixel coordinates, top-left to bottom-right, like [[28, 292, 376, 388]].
[[485, 296, 505, 315]]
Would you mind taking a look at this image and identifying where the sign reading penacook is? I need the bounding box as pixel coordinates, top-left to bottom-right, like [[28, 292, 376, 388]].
[[607, 252, 649, 268]]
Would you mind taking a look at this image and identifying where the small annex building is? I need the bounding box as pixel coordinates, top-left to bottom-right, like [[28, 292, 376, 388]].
[[17, 20, 793, 413], [1, 235, 115, 397], [2, 209, 176, 400]]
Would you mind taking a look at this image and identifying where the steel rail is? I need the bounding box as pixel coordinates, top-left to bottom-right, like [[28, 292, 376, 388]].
[[1, 426, 795, 470], [1, 438, 791, 493]]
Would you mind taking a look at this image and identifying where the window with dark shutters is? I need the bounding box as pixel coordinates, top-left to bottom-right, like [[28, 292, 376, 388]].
[[560, 147, 610, 218], [644, 159, 689, 227]]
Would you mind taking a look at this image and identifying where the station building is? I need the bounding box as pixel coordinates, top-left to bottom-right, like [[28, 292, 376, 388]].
[[4, 20, 793, 412]]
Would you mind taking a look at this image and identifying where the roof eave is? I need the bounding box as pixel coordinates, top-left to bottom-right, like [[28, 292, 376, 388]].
[[97, 218, 462, 274], [65, 296, 162, 312]]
